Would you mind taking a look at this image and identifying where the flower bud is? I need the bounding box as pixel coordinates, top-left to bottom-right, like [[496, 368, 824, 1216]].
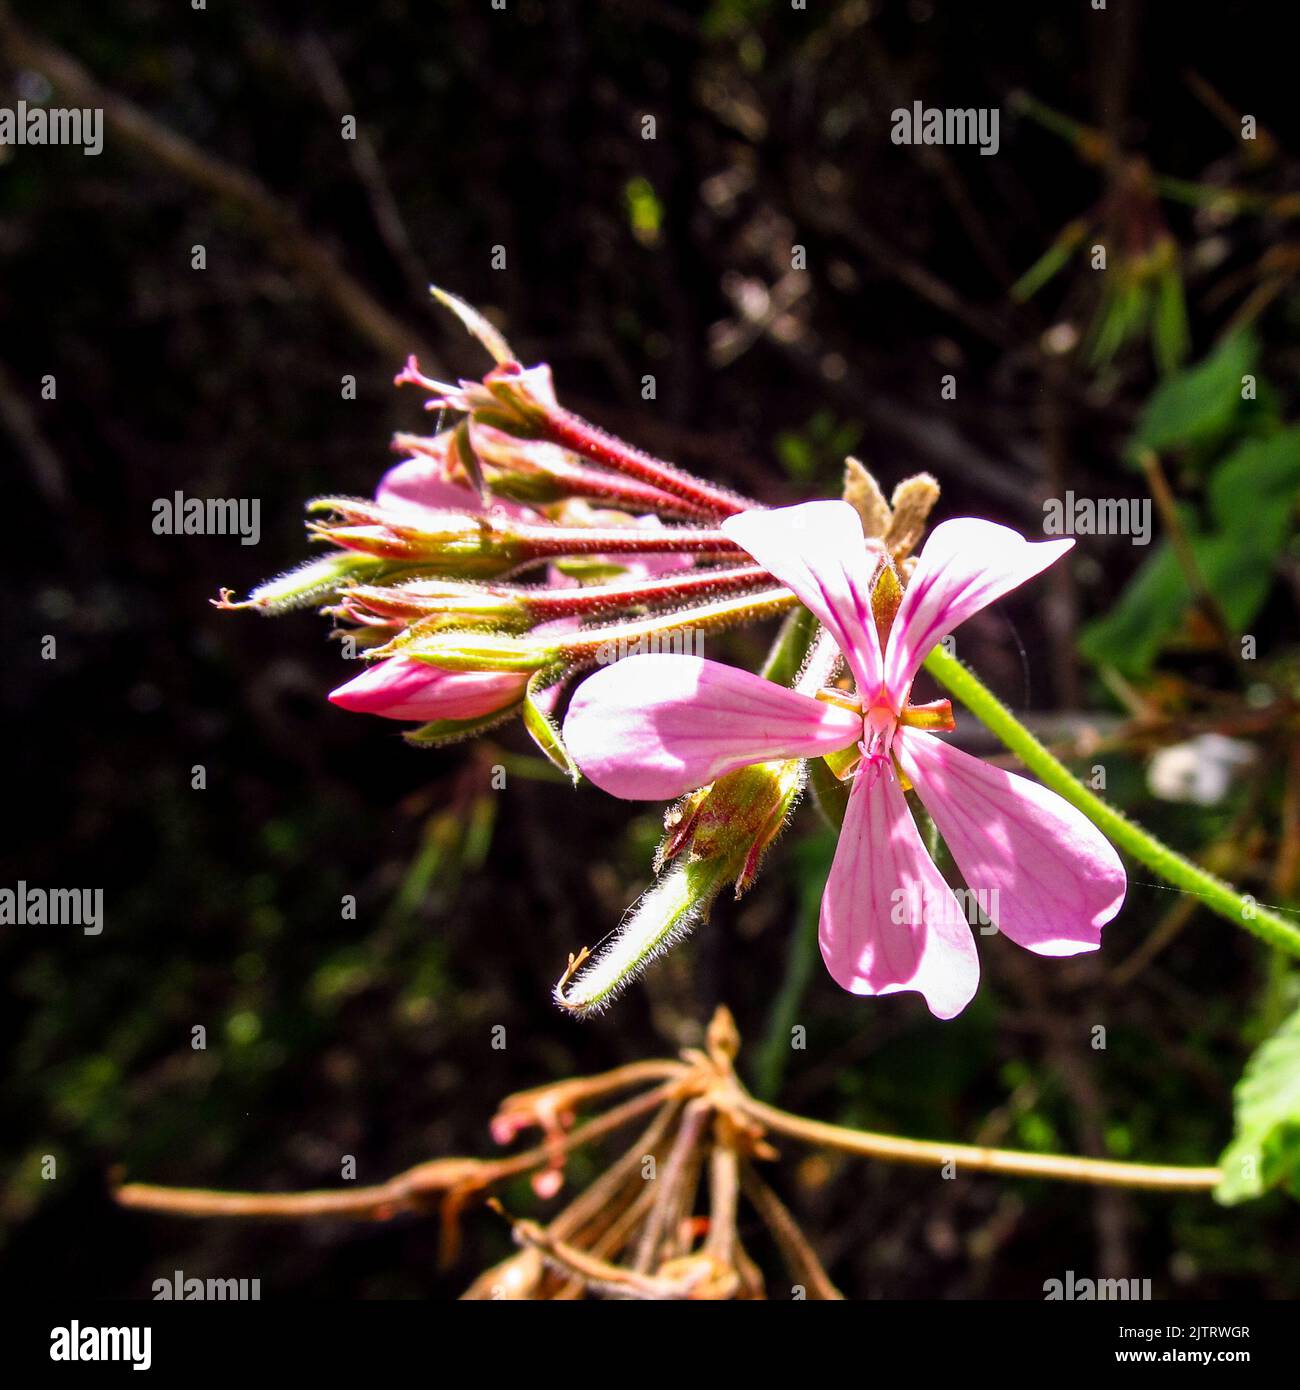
[[555, 760, 804, 1017], [554, 855, 732, 1017], [307, 499, 526, 577], [214, 551, 390, 614], [344, 580, 526, 628], [659, 759, 806, 895], [329, 656, 528, 723]]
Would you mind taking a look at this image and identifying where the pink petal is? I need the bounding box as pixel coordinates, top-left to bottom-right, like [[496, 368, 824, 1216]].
[[721, 502, 883, 693], [883, 518, 1073, 707], [329, 656, 527, 722], [620, 551, 695, 578], [618, 516, 697, 578], [562, 654, 861, 800], [820, 765, 980, 1019], [894, 728, 1126, 956], [375, 456, 484, 521]]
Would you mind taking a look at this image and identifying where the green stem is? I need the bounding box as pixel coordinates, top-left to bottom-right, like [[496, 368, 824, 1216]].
[[923, 645, 1300, 960]]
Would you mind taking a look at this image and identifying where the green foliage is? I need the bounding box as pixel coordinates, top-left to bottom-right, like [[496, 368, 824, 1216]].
[[624, 176, 663, 247], [1128, 332, 1261, 459], [1079, 341, 1300, 677], [1217, 994, 1300, 1204], [750, 829, 835, 1100], [775, 410, 863, 484], [1152, 253, 1191, 377], [1085, 244, 1189, 375]]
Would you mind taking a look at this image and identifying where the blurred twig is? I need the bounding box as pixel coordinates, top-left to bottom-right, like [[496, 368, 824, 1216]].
[[0, 357, 67, 505], [298, 30, 431, 304], [0, 7, 435, 365]]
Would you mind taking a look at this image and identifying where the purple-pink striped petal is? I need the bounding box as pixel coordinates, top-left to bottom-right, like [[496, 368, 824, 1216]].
[[894, 728, 1126, 956], [883, 518, 1073, 708], [721, 502, 884, 694], [820, 765, 980, 1019], [563, 654, 862, 801]]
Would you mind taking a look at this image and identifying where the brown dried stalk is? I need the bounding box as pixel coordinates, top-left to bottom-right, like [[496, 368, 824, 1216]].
[[113, 1007, 1223, 1299]]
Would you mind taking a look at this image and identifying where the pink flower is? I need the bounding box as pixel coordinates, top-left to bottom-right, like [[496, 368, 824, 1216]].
[[329, 655, 528, 723], [375, 454, 488, 521], [562, 501, 1126, 1019]]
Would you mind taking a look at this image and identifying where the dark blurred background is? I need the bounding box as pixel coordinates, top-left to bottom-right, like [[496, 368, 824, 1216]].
[[4, 0, 1300, 1298]]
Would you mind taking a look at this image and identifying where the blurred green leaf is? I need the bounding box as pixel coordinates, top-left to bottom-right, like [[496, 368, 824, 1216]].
[[1207, 426, 1300, 529], [1077, 529, 1191, 675], [1079, 427, 1300, 675], [1129, 332, 1258, 457], [1152, 260, 1190, 376], [1217, 995, 1300, 1203], [624, 176, 662, 247], [1011, 218, 1090, 302], [775, 430, 815, 481], [776, 410, 863, 483]]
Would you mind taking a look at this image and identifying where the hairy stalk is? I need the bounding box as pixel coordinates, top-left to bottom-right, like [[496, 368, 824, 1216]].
[[555, 858, 733, 1015], [550, 589, 801, 663], [759, 606, 818, 685], [387, 587, 799, 672], [924, 645, 1300, 959], [794, 626, 846, 695], [510, 520, 739, 559], [349, 565, 776, 626], [491, 451, 717, 519], [504, 565, 775, 622], [537, 405, 756, 519]]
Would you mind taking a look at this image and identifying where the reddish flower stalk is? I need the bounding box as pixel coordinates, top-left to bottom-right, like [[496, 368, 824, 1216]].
[[391, 587, 800, 672], [392, 430, 714, 519], [398, 350, 755, 519], [348, 564, 776, 626], [534, 402, 755, 519], [309, 498, 742, 563], [510, 519, 740, 559], [548, 589, 798, 663]]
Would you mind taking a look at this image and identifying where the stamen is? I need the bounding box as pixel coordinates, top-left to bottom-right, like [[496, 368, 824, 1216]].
[[814, 687, 862, 715], [899, 697, 957, 732]]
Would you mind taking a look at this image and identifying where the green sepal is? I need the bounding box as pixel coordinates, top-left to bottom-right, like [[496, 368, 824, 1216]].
[[402, 704, 522, 748], [521, 667, 579, 782], [549, 557, 632, 583], [430, 285, 516, 365], [447, 417, 486, 505]]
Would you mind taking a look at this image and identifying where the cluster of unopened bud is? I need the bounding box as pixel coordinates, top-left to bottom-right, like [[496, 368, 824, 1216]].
[[217, 289, 792, 772]]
